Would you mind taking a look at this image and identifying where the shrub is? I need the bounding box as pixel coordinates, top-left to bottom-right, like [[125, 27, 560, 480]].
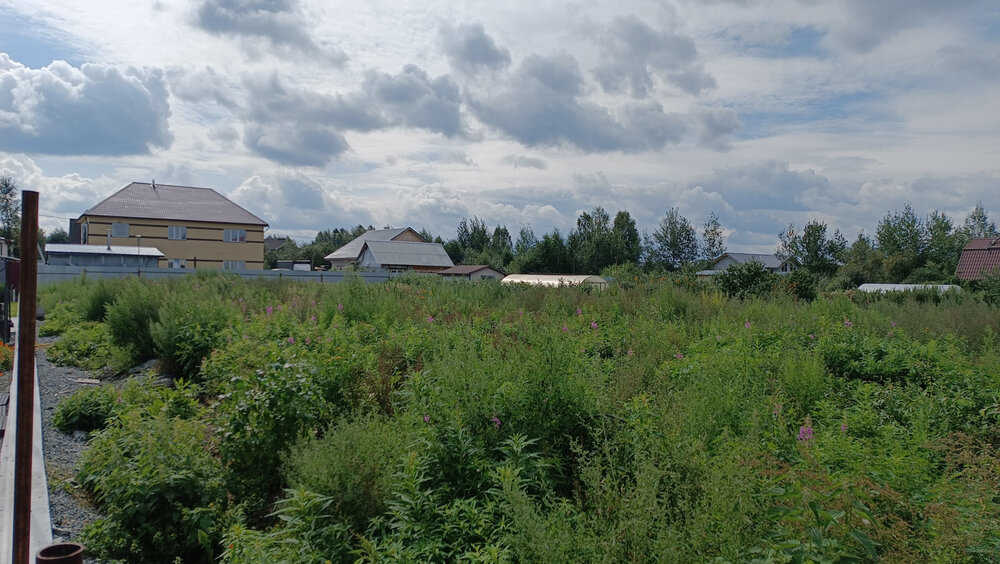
[[150, 290, 237, 380], [45, 321, 132, 375], [0, 343, 12, 371], [104, 280, 162, 363], [77, 412, 228, 563], [714, 260, 778, 300], [782, 268, 818, 302], [52, 384, 118, 433]]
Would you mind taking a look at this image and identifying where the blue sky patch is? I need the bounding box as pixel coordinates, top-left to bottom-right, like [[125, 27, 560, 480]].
[[0, 10, 84, 68]]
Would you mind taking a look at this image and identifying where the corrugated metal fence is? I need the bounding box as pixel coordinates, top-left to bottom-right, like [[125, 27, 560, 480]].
[[37, 265, 393, 285]]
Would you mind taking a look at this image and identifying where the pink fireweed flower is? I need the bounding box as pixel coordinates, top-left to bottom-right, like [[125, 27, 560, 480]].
[[808, 333, 816, 340], [287, 337, 295, 344], [310, 315, 317, 323], [890, 321, 896, 328], [840, 423, 848, 433], [798, 424, 813, 441], [491, 415, 502, 430], [427, 315, 434, 323], [590, 321, 598, 330], [337, 303, 344, 311], [773, 404, 783, 417], [576, 308, 582, 316], [423, 414, 431, 424], [674, 353, 684, 359], [266, 306, 273, 315], [744, 321, 751, 329], [844, 319, 854, 327], [305, 338, 311, 345], [562, 325, 569, 332], [626, 349, 634, 356]]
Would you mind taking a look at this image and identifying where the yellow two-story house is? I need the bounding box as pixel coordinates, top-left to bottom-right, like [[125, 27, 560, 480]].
[[76, 182, 268, 270]]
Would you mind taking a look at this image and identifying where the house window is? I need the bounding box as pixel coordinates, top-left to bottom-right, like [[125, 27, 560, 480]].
[[81, 223, 89, 242], [223, 260, 245, 270], [111, 223, 129, 238], [168, 226, 187, 240], [223, 229, 246, 243], [168, 259, 186, 268]]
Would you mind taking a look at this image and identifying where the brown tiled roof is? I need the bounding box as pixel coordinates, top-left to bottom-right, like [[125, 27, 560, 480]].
[[956, 237, 1000, 281], [81, 182, 267, 226]]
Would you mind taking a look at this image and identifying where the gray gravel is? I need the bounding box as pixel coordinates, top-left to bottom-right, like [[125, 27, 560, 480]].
[[37, 335, 104, 545]]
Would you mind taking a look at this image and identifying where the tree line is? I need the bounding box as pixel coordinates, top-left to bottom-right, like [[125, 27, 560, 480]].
[[269, 201, 997, 288]]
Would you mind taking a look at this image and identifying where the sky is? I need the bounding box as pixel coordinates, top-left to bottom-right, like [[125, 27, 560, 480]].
[[1, 0, 998, 253]]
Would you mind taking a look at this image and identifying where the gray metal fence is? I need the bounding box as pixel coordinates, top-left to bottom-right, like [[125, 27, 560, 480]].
[[37, 265, 393, 285]]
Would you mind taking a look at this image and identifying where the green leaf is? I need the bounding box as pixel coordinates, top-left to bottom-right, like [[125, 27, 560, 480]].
[[850, 529, 879, 559]]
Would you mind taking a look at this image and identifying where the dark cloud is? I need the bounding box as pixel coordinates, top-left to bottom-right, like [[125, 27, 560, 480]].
[[167, 66, 237, 108], [694, 107, 740, 151], [361, 65, 464, 137], [441, 22, 511, 73], [690, 160, 827, 212], [277, 174, 326, 210], [468, 52, 688, 153], [502, 155, 548, 169], [196, 0, 313, 48], [0, 55, 171, 156], [243, 122, 349, 167], [236, 66, 463, 166], [592, 15, 716, 97]]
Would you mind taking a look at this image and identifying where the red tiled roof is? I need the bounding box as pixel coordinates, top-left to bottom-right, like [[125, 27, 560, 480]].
[[956, 237, 1000, 280]]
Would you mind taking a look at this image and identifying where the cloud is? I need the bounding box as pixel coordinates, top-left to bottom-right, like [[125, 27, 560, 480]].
[[167, 66, 237, 108], [830, 0, 984, 53], [690, 160, 828, 212], [243, 122, 349, 167], [361, 65, 465, 137], [193, 0, 337, 59], [502, 155, 548, 169], [0, 55, 172, 156], [694, 106, 740, 150], [229, 173, 375, 232], [440, 22, 511, 74], [592, 15, 715, 97], [467, 52, 689, 153]]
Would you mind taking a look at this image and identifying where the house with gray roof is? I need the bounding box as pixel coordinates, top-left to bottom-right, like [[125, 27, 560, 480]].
[[697, 252, 799, 278], [357, 240, 454, 273], [76, 182, 268, 270], [324, 227, 426, 269]]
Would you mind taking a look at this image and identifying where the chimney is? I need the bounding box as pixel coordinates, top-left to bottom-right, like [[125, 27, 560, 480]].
[[152, 179, 156, 191]]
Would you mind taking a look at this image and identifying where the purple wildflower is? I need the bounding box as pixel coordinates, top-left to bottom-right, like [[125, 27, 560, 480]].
[[562, 325, 569, 332], [337, 303, 344, 311], [491, 415, 502, 430], [773, 404, 783, 417], [798, 425, 813, 441], [310, 315, 317, 323], [808, 333, 816, 340], [576, 308, 582, 316], [841, 423, 848, 433], [590, 321, 598, 330], [890, 321, 896, 328], [305, 338, 311, 345], [744, 321, 751, 329], [423, 414, 431, 424], [626, 349, 634, 356], [287, 337, 295, 344], [674, 353, 684, 360], [844, 319, 854, 327], [266, 306, 273, 315], [427, 315, 435, 323]]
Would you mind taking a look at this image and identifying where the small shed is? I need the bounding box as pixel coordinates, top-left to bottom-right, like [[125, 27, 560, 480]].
[[956, 237, 1000, 281], [44, 244, 164, 267], [357, 240, 454, 273], [438, 265, 505, 281], [502, 274, 609, 290]]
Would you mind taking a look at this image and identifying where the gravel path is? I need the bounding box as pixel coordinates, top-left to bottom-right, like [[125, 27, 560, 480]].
[[37, 335, 103, 544]]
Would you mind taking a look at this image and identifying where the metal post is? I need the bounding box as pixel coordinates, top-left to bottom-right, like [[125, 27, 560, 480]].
[[13, 190, 38, 564]]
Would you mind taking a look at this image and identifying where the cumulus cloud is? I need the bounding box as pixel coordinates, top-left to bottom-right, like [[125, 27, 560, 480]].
[[592, 15, 716, 97], [235, 66, 464, 166], [440, 22, 511, 74], [0, 55, 172, 156], [690, 160, 828, 212], [831, 0, 984, 53], [467, 52, 689, 153], [229, 173, 375, 231], [194, 0, 346, 63], [502, 155, 548, 169], [694, 106, 740, 151]]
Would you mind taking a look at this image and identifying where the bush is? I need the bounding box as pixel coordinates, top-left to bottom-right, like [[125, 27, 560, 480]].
[[782, 268, 818, 301], [150, 290, 237, 380], [0, 343, 12, 371], [714, 260, 778, 300], [104, 280, 162, 363], [77, 412, 228, 564], [45, 321, 132, 375], [52, 384, 118, 433]]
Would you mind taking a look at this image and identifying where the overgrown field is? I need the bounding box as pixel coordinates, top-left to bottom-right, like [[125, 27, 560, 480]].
[[40, 273, 1000, 563]]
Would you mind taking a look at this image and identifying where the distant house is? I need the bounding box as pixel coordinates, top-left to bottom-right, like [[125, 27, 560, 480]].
[[502, 274, 609, 290], [858, 283, 961, 293], [324, 227, 426, 269], [439, 265, 505, 281], [274, 259, 312, 271], [697, 252, 799, 278], [0, 237, 10, 257], [76, 182, 268, 270], [956, 237, 1000, 281], [45, 243, 164, 268], [357, 241, 454, 273], [264, 235, 293, 253]]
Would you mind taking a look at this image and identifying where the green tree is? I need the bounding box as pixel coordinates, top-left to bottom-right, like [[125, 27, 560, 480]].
[[567, 207, 614, 273], [0, 174, 20, 255], [923, 210, 968, 280], [962, 201, 998, 239], [714, 259, 777, 300], [701, 212, 726, 261], [648, 207, 698, 271], [534, 229, 571, 273], [776, 219, 846, 277], [611, 210, 642, 266], [835, 232, 885, 287], [45, 227, 71, 244], [876, 203, 926, 282]]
